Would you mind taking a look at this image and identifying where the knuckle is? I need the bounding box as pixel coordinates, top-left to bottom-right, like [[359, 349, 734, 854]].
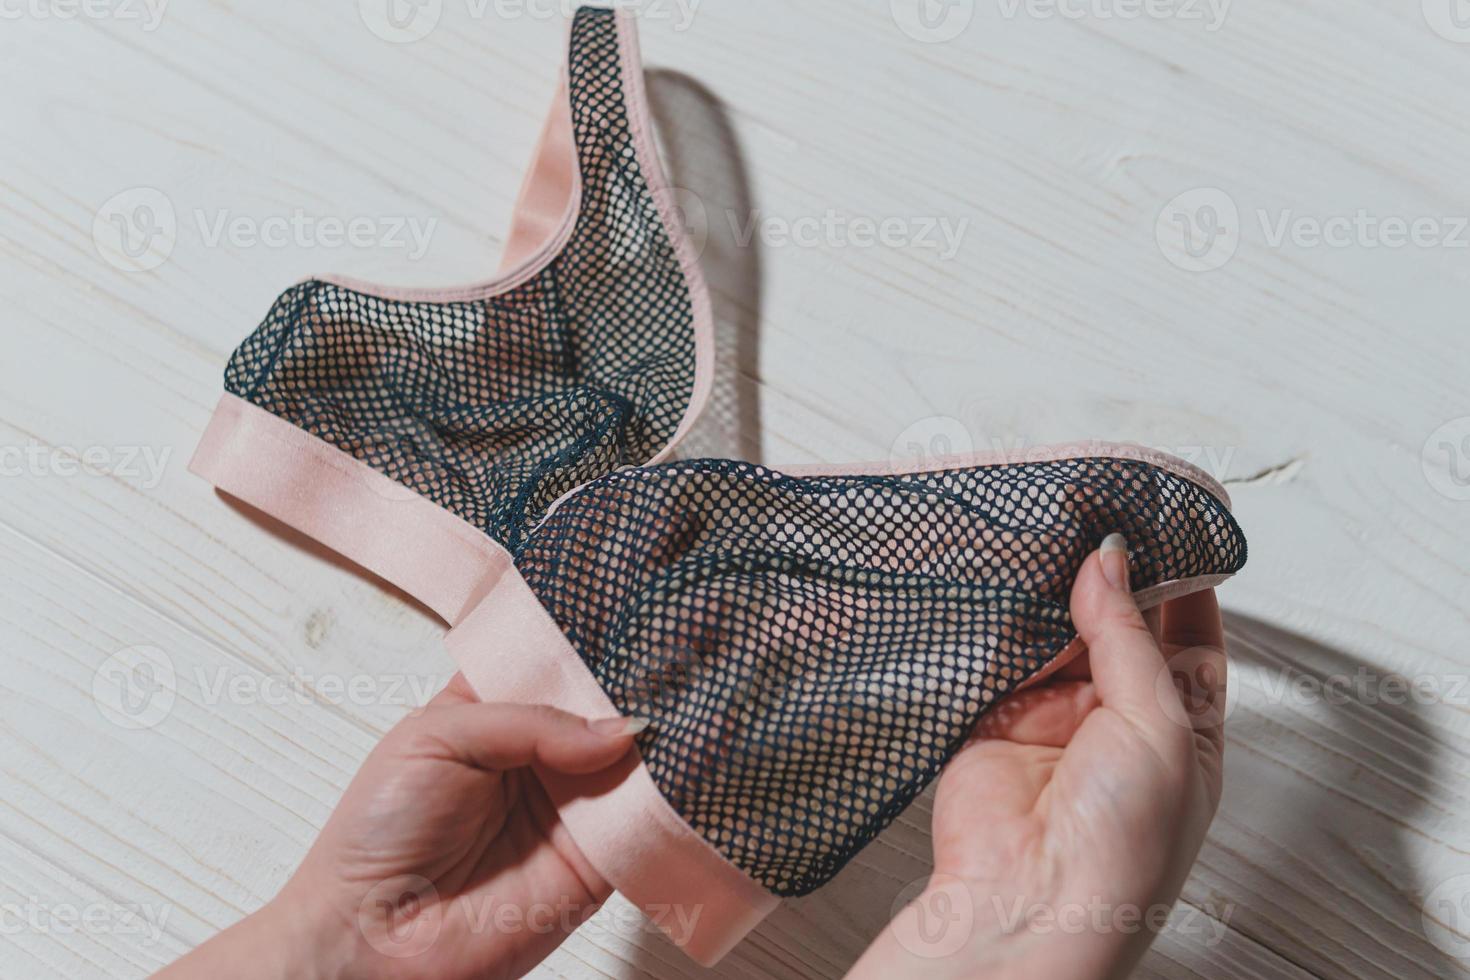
[[522, 702, 574, 731]]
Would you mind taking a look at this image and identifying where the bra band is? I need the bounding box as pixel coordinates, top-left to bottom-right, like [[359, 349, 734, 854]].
[[190, 7, 1248, 966]]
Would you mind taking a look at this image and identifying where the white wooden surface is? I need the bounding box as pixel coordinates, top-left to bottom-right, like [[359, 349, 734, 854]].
[[3, 1, 1470, 977]]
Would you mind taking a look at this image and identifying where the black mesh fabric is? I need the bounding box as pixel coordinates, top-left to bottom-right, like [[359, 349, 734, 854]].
[[208, 3, 1251, 907], [222, 8, 695, 550], [516, 457, 1248, 895]]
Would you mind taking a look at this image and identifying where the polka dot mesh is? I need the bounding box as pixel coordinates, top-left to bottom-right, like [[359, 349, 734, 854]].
[[222, 8, 695, 551], [516, 457, 1248, 895]]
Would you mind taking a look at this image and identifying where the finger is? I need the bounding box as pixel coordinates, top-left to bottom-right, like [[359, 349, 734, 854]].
[[1160, 590, 1228, 750], [398, 703, 647, 775], [974, 680, 1099, 747], [428, 672, 479, 707], [1165, 641, 1229, 754], [1143, 605, 1163, 644], [1152, 594, 1228, 744], [1161, 589, 1224, 653], [1069, 534, 1180, 742], [1054, 651, 1091, 682]]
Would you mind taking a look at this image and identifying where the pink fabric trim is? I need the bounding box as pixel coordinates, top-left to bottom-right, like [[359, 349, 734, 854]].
[[1134, 572, 1233, 608], [192, 9, 716, 605], [186, 13, 1242, 967], [191, 392, 776, 962], [782, 441, 1233, 509], [614, 9, 715, 462], [1019, 572, 1234, 689], [188, 393, 512, 627], [290, 11, 713, 461], [444, 566, 779, 966], [499, 75, 578, 274], [311, 15, 583, 304]]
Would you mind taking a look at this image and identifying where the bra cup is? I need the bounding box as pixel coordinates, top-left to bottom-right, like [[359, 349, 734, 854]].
[[515, 456, 1248, 896], [220, 7, 701, 550]]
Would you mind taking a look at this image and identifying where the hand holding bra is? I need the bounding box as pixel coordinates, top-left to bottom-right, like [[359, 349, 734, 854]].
[[192, 7, 1247, 965]]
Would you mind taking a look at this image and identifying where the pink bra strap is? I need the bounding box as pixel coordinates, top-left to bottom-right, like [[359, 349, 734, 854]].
[[498, 24, 579, 273]]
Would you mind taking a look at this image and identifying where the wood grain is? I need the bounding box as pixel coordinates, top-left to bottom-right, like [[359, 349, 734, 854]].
[[3, 1, 1469, 976]]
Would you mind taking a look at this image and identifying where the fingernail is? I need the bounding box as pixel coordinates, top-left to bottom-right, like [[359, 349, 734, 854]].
[[1100, 533, 1131, 593], [588, 715, 650, 737]]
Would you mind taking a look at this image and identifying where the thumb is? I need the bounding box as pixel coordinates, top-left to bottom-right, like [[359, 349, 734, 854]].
[[395, 703, 649, 776], [1069, 534, 1178, 740]]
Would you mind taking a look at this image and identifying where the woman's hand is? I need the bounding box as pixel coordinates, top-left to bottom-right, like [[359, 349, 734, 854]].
[[849, 534, 1228, 980], [158, 676, 645, 980]]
